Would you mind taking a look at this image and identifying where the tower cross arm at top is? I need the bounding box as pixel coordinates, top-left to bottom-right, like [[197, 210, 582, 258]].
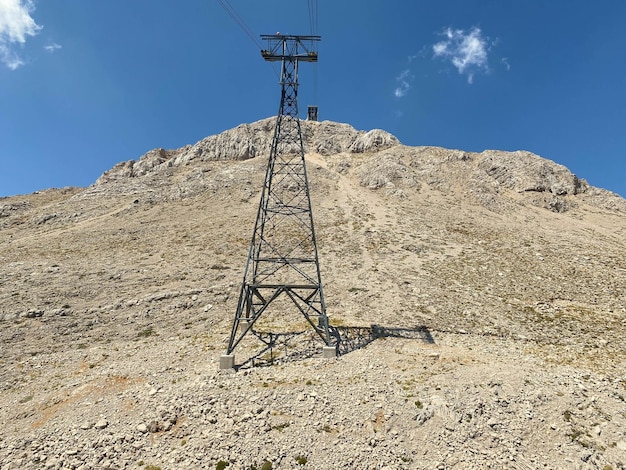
[[260, 34, 320, 62]]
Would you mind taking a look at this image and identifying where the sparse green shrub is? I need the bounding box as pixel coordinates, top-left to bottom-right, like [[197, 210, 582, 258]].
[[414, 400, 423, 409], [260, 462, 273, 470], [138, 326, 155, 338], [568, 429, 584, 442], [216, 461, 230, 470], [271, 422, 290, 432], [295, 455, 307, 465], [19, 395, 33, 403]]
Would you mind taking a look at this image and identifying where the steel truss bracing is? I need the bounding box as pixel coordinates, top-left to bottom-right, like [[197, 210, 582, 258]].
[[225, 34, 331, 356]]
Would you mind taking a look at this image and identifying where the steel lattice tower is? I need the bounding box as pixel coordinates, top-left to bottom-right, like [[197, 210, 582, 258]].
[[220, 34, 334, 369]]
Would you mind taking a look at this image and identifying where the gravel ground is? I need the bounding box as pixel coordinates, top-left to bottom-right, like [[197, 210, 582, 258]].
[[1, 119, 625, 469]]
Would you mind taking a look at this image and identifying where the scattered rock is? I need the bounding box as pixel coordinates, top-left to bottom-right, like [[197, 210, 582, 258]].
[[94, 419, 108, 430], [147, 421, 161, 433]]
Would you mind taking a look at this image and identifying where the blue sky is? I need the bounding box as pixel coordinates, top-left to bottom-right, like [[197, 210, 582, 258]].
[[1, 1, 625, 198]]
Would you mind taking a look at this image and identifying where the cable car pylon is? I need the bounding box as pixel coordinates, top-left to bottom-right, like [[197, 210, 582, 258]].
[[220, 34, 335, 369]]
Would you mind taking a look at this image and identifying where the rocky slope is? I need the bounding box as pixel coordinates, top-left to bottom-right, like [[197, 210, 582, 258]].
[[1, 118, 625, 469]]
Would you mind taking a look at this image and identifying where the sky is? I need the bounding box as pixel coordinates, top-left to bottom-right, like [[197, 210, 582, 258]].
[[1, 0, 625, 198]]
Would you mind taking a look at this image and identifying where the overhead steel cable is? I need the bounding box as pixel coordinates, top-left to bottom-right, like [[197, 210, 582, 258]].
[[215, 0, 280, 78], [307, 0, 314, 35], [306, 0, 319, 35], [308, 0, 319, 105], [216, 0, 264, 49]]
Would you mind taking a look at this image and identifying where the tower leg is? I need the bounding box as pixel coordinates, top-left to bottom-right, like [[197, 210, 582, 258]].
[[220, 354, 235, 370], [323, 346, 336, 358]]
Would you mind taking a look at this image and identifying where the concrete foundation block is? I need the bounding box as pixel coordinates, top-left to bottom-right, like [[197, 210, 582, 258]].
[[219, 354, 235, 369], [322, 346, 337, 358]]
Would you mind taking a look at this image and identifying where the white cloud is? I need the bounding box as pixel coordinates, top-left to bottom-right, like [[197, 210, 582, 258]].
[[0, 0, 41, 69], [44, 42, 61, 52], [433, 27, 490, 83], [0, 44, 22, 69], [394, 68, 412, 98]]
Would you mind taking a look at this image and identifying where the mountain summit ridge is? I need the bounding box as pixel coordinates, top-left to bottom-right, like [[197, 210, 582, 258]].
[[94, 117, 624, 214]]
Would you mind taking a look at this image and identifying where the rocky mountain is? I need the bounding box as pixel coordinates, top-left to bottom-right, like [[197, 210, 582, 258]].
[[1, 118, 625, 469]]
